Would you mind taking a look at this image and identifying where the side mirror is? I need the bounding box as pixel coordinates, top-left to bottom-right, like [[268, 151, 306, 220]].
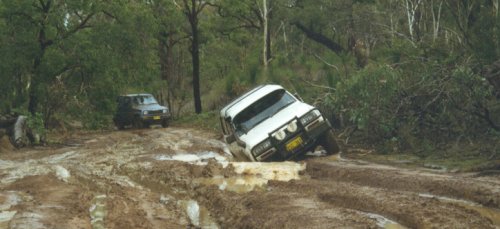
[[224, 134, 236, 144]]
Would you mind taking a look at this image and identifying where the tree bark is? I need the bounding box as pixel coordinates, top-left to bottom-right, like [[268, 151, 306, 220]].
[[431, 0, 443, 42], [183, 0, 203, 114], [262, 0, 270, 67], [191, 21, 202, 114], [159, 31, 177, 114], [293, 22, 344, 55]]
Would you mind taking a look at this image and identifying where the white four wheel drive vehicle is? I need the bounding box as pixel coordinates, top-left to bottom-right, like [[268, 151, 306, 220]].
[[220, 84, 340, 162]]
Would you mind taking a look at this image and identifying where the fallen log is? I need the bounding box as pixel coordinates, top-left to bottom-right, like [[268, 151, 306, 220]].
[[12, 115, 28, 148], [0, 114, 46, 149]]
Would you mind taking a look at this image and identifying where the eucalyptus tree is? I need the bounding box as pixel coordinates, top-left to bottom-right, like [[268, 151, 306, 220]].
[[216, 0, 284, 67], [150, 0, 186, 113], [0, 0, 98, 114], [286, 0, 381, 68], [0, 0, 162, 126], [179, 0, 213, 114]]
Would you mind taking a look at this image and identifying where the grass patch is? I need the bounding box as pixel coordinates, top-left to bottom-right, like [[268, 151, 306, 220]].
[[346, 148, 499, 172], [173, 111, 221, 133], [345, 137, 500, 172]]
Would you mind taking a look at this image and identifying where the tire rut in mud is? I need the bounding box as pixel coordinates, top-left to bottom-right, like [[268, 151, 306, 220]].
[[1, 128, 500, 228], [306, 160, 500, 208]]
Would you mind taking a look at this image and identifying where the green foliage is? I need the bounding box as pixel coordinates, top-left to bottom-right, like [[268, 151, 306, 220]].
[[0, 0, 498, 156], [27, 112, 46, 137], [175, 111, 221, 132], [10, 108, 46, 138], [329, 65, 400, 139], [81, 112, 112, 130]]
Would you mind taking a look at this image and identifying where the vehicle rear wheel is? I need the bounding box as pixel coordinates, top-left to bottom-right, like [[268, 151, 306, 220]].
[[115, 122, 125, 130], [161, 119, 169, 128], [319, 129, 340, 155], [133, 117, 145, 129]]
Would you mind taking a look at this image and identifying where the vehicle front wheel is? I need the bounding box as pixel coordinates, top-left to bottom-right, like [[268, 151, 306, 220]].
[[319, 129, 340, 155], [161, 119, 169, 128], [115, 122, 125, 130], [133, 117, 145, 129]]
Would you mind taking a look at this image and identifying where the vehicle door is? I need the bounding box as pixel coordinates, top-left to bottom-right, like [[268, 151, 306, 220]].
[[118, 97, 133, 122]]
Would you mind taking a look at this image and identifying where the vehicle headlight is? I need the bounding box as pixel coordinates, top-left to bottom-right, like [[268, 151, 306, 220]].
[[143, 110, 149, 115], [300, 110, 321, 125], [273, 129, 286, 141], [162, 109, 168, 113], [287, 120, 298, 133], [252, 139, 272, 156]]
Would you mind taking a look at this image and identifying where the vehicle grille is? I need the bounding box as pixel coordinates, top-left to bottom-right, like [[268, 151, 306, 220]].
[[149, 110, 163, 115]]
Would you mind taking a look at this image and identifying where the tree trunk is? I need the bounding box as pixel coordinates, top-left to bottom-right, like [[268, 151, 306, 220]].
[[159, 31, 176, 114], [262, 0, 269, 67], [28, 55, 43, 115], [405, 0, 422, 43], [186, 0, 202, 114], [166, 40, 175, 114], [294, 22, 344, 55], [431, 0, 443, 42], [192, 23, 202, 114]]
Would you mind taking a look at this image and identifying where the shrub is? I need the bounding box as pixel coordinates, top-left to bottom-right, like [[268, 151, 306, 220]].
[[326, 65, 401, 141]]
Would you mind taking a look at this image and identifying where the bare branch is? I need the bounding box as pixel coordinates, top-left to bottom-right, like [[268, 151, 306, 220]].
[[60, 12, 95, 40], [314, 54, 339, 71]]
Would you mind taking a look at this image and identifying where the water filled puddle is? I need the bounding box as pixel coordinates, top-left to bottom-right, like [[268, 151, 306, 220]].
[[195, 176, 268, 193], [89, 194, 107, 229], [364, 213, 407, 229], [306, 150, 343, 160], [419, 193, 500, 226], [156, 152, 306, 193], [194, 162, 306, 193], [230, 162, 306, 181], [0, 191, 23, 228], [178, 200, 219, 229], [155, 152, 228, 165], [54, 165, 71, 182], [0, 211, 17, 228]]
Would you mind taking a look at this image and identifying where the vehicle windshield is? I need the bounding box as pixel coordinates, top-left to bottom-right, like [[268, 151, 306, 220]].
[[132, 95, 158, 105], [233, 89, 296, 135]]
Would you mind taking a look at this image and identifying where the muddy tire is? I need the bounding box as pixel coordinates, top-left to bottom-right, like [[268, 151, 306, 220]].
[[132, 117, 145, 129], [114, 118, 125, 130], [161, 119, 169, 128], [115, 122, 125, 130], [319, 129, 340, 155]]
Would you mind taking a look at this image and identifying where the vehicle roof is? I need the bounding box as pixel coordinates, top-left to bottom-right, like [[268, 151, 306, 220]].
[[220, 84, 284, 120]]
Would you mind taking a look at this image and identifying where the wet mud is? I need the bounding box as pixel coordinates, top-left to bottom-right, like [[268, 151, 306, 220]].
[[0, 127, 499, 228]]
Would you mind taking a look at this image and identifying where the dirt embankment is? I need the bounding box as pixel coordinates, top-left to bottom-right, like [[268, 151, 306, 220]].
[[0, 127, 499, 228]]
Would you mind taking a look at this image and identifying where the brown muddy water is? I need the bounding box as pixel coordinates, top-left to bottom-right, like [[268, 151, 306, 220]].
[[0, 128, 498, 228]]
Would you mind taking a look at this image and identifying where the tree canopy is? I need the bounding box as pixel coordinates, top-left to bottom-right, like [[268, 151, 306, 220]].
[[0, 0, 499, 151]]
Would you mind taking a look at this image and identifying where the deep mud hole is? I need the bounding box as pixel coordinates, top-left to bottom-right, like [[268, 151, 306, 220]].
[[0, 127, 499, 229]]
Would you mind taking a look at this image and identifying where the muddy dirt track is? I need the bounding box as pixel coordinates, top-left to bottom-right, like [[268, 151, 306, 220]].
[[0, 127, 499, 229]]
